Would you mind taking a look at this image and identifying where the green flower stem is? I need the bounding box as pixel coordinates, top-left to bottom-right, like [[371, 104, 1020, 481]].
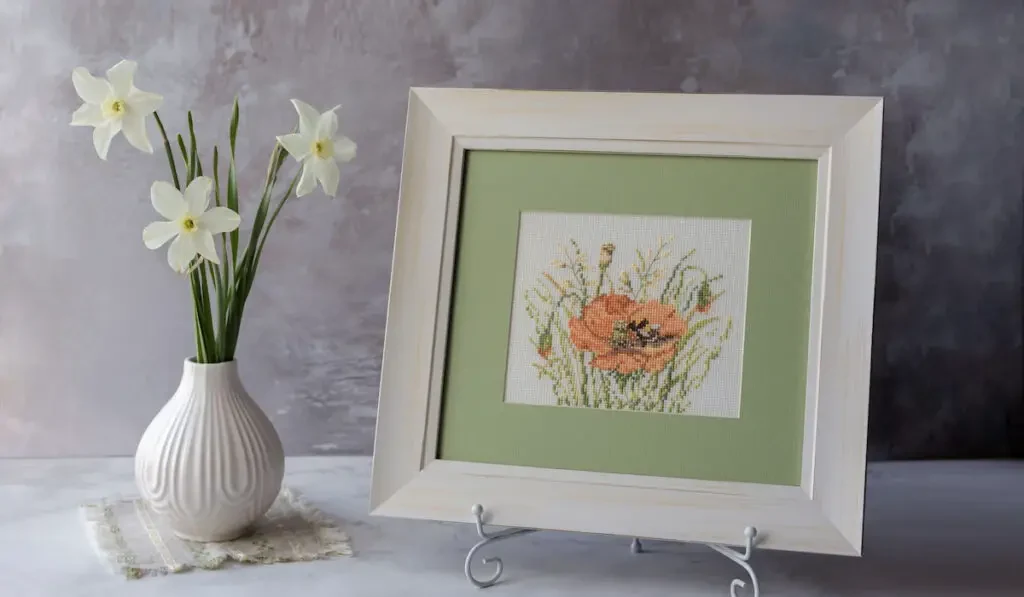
[[197, 262, 217, 358], [152, 112, 180, 190], [578, 352, 589, 407], [211, 146, 232, 344], [155, 110, 207, 362], [255, 171, 301, 262], [178, 119, 218, 362], [180, 131, 213, 361], [218, 143, 288, 359], [149, 103, 320, 363], [186, 114, 220, 353], [660, 250, 696, 303], [189, 268, 209, 361], [190, 278, 206, 362]]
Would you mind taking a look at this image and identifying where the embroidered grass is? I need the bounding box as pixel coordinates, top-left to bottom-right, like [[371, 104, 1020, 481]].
[[525, 237, 732, 414]]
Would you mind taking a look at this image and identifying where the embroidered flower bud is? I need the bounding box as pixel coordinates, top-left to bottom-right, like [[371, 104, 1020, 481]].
[[696, 280, 713, 313], [537, 328, 553, 359], [599, 243, 615, 269], [618, 271, 632, 293]]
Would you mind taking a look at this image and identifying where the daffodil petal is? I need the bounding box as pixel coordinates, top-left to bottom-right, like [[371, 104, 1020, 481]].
[[333, 136, 357, 162], [151, 181, 187, 220], [167, 234, 197, 273], [92, 120, 121, 160], [70, 103, 105, 127], [121, 112, 153, 153], [184, 176, 213, 215], [71, 67, 111, 104], [316, 107, 339, 139], [106, 59, 136, 98], [126, 88, 162, 114], [198, 207, 241, 234], [290, 99, 319, 135], [313, 157, 340, 197], [296, 161, 317, 197], [277, 133, 311, 160], [194, 230, 220, 264], [142, 221, 179, 249]]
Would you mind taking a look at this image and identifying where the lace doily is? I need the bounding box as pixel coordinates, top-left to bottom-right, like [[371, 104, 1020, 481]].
[[80, 487, 352, 579]]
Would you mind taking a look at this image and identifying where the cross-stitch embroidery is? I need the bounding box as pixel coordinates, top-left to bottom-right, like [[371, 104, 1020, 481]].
[[522, 236, 734, 414]]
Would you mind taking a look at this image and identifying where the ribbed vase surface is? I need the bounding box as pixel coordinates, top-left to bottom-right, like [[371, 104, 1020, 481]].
[[134, 359, 285, 542]]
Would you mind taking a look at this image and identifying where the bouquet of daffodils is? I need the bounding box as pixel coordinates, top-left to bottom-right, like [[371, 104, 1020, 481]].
[[70, 60, 355, 364]]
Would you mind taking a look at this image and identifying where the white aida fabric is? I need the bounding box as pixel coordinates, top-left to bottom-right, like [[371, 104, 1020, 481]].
[[80, 487, 352, 579], [505, 211, 751, 418]]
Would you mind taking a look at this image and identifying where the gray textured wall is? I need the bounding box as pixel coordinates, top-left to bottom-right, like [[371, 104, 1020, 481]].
[[0, 0, 1021, 459]]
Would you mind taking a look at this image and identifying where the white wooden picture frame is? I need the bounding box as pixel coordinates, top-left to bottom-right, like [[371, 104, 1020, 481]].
[[371, 88, 882, 556]]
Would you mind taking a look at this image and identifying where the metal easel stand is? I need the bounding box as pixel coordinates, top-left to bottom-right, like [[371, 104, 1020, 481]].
[[465, 504, 760, 597]]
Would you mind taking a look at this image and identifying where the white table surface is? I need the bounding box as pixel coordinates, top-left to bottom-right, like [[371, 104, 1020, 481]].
[[1, 456, 1021, 596]]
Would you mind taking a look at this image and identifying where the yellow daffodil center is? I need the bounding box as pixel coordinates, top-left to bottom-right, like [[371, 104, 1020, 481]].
[[181, 216, 197, 232], [103, 98, 127, 119], [312, 138, 334, 159]]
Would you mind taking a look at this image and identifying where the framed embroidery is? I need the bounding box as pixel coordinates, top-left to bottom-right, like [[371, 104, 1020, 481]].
[[371, 88, 882, 557], [506, 212, 751, 417]]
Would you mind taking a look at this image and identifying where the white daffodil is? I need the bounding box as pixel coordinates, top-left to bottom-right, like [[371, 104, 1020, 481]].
[[276, 99, 356, 197], [142, 177, 241, 273], [70, 59, 163, 160]]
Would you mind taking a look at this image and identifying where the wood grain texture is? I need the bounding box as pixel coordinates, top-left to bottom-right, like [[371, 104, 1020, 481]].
[[813, 102, 885, 550], [371, 89, 882, 555], [370, 91, 453, 509]]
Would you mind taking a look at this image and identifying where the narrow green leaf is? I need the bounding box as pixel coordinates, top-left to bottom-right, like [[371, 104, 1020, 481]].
[[191, 268, 205, 356], [227, 102, 240, 268], [244, 188, 272, 266], [208, 258, 222, 322], [212, 147, 221, 207], [205, 265, 219, 359], [177, 134, 190, 184], [187, 112, 198, 183], [152, 112, 181, 190], [211, 145, 231, 343], [192, 314, 205, 362], [197, 262, 219, 361], [189, 271, 207, 363], [227, 157, 239, 265], [224, 259, 251, 359], [229, 96, 240, 155]]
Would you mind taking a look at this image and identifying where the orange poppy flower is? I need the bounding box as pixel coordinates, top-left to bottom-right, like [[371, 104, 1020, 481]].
[[568, 293, 686, 374]]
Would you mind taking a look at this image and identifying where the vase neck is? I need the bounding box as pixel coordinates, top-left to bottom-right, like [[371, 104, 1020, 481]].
[[181, 359, 241, 392]]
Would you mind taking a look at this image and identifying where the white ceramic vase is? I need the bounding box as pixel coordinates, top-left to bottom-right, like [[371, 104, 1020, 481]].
[[134, 359, 285, 542]]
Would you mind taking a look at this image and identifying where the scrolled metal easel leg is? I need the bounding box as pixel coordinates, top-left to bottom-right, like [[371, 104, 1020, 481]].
[[704, 526, 759, 597], [464, 504, 537, 588], [465, 514, 758, 594], [630, 528, 759, 597]]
